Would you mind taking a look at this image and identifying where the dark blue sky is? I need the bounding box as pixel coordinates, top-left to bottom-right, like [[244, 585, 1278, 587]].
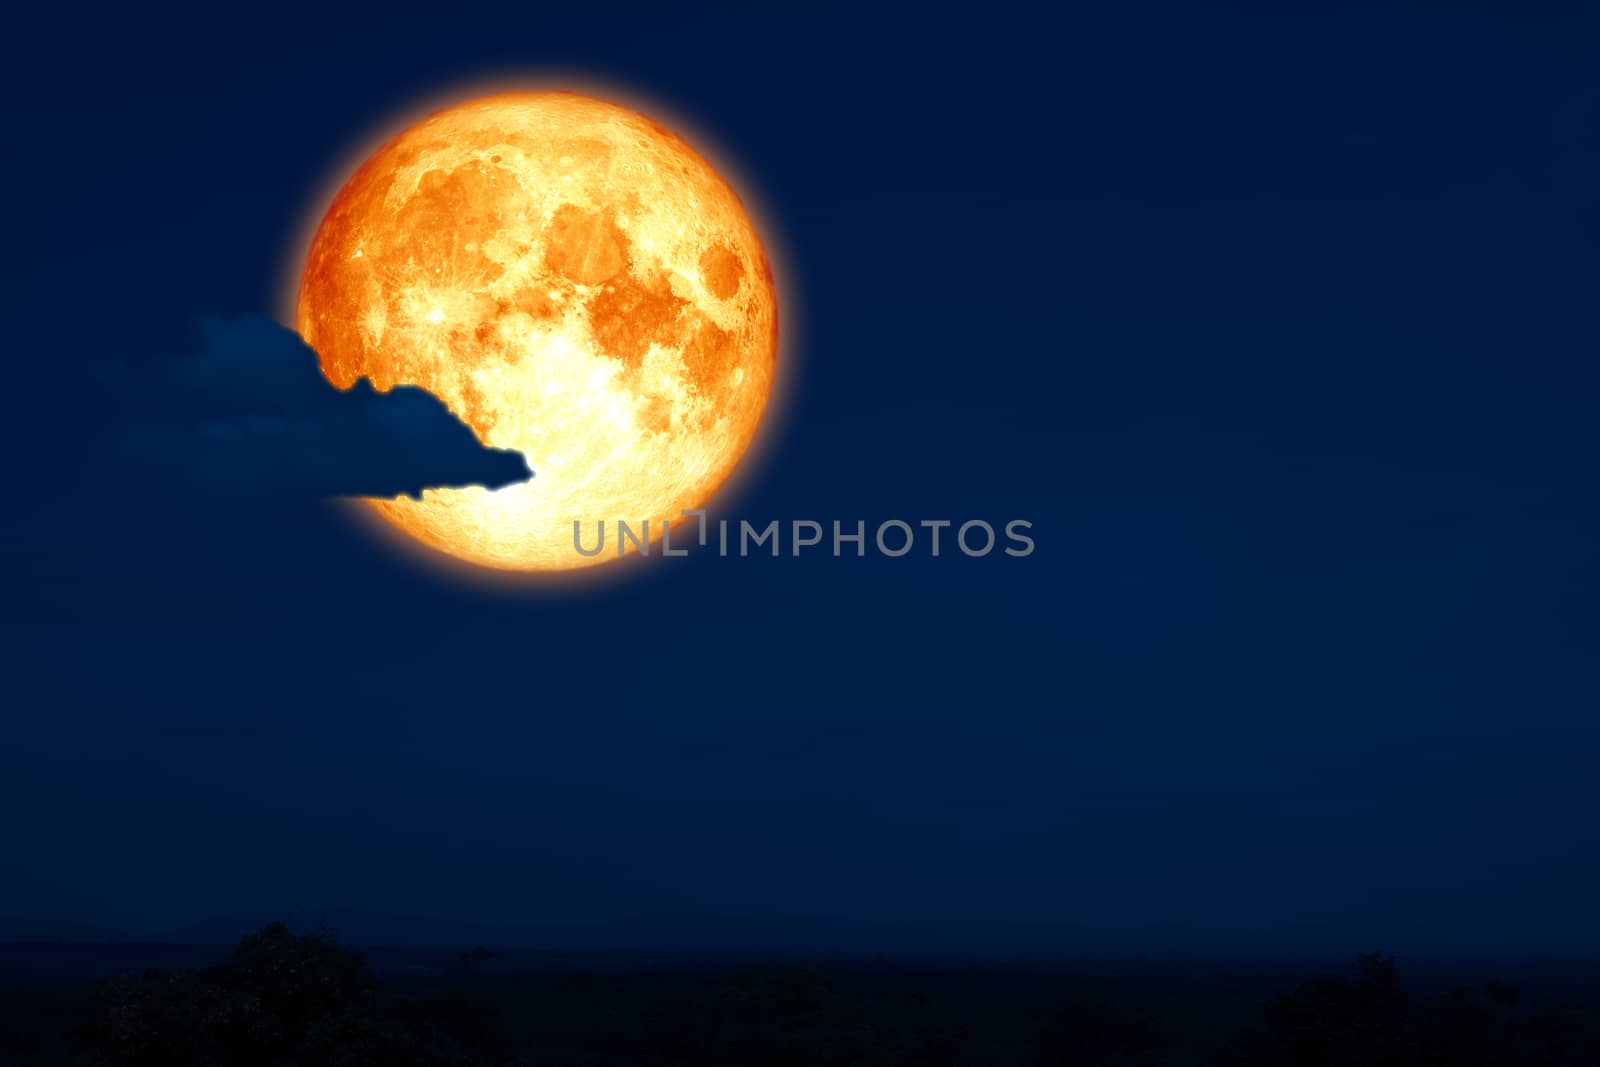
[[5, 2, 1598, 954]]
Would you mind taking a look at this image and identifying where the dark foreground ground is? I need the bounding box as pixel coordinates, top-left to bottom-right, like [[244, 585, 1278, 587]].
[[2, 932, 1598, 1065]]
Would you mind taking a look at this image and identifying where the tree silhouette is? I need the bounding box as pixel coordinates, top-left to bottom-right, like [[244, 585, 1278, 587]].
[[1218, 952, 1600, 1067], [84, 923, 513, 1067]]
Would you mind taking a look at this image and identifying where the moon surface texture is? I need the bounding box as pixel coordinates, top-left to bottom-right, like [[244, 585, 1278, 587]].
[[297, 92, 778, 571]]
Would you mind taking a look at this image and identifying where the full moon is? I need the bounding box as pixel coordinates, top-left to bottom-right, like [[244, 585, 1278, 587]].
[[296, 91, 778, 571]]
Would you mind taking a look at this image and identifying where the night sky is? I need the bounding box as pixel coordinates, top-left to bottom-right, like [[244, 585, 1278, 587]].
[[6, 2, 1599, 955]]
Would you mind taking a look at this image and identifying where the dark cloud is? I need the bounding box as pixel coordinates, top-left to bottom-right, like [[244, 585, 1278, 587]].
[[111, 316, 531, 499]]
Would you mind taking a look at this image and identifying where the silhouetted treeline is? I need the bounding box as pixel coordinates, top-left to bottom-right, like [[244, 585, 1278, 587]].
[[78, 923, 516, 1067], [0, 925, 1597, 1065], [1218, 951, 1599, 1067]]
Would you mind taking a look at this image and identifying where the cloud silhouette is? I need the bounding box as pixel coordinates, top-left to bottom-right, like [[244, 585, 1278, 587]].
[[114, 316, 532, 499]]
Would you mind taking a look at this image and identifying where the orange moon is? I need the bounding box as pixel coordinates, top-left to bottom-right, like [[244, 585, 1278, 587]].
[[296, 92, 779, 571]]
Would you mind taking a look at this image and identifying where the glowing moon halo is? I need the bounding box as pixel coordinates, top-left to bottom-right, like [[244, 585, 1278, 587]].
[[296, 91, 779, 571]]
